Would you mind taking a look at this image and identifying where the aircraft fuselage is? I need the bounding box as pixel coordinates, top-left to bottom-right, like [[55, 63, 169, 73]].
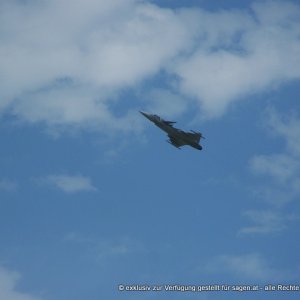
[[140, 111, 203, 150]]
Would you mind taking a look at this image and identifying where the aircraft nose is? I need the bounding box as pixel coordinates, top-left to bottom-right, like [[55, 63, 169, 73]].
[[139, 111, 153, 121], [194, 144, 202, 150], [139, 111, 148, 117]]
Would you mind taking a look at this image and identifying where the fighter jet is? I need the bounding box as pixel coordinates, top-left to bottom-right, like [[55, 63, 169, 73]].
[[140, 111, 204, 150]]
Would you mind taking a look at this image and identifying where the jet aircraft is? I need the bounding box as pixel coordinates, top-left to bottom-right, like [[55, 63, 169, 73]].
[[140, 111, 204, 150]]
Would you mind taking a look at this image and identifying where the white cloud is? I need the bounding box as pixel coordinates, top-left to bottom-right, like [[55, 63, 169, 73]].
[[0, 266, 41, 300], [1, 1, 300, 130], [249, 109, 300, 205], [46, 174, 97, 193], [206, 253, 282, 281], [239, 210, 296, 235], [0, 179, 17, 192], [173, 1, 300, 118], [94, 239, 136, 260], [267, 108, 300, 157], [0, 0, 194, 130], [143, 88, 188, 117], [64, 233, 143, 261], [250, 154, 300, 184], [244, 109, 300, 233]]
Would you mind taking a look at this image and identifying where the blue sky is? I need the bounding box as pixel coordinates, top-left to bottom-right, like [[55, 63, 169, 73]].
[[1, 0, 300, 299]]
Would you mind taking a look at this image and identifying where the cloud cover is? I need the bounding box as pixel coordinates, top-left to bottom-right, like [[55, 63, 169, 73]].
[[45, 174, 97, 193], [0, 179, 17, 192], [205, 253, 282, 281], [1, 0, 300, 130], [0, 267, 41, 300], [243, 109, 300, 235], [0, 0, 194, 129], [250, 109, 300, 204], [239, 210, 296, 235], [174, 1, 300, 117]]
